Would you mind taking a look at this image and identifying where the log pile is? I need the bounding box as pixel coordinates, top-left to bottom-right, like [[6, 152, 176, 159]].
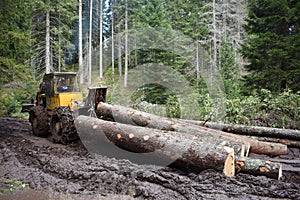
[[73, 102, 299, 180], [96, 103, 287, 156]]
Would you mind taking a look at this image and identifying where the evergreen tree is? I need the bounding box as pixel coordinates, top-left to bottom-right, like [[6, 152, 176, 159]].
[[241, 0, 300, 93], [132, 0, 170, 28], [0, 0, 32, 85], [219, 38, 241, 98], [30, 0, 78, 76], [164, 0, 209, 79]]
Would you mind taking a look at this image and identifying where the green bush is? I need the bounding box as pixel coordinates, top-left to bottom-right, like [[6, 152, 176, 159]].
[[224, 89, 300, 129], [0, 91, 19, 116], [197, 93, 214, 121], [0, 85, 36, 118], [165, 95, 181, 118], [196, 88, 299, 129]]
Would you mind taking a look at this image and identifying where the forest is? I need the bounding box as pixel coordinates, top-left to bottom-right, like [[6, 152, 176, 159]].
[[0, 0, 299, 129]]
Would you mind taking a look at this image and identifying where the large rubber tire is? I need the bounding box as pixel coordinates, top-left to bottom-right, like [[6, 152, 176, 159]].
[[29, 106, 50, 137], [50, 106, 78, 144]]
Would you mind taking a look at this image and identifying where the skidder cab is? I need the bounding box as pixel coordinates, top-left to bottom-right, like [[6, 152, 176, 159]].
[[42, 72, 84, 112]]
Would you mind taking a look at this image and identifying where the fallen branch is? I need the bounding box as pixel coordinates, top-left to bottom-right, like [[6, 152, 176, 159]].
[[96, 103, 287, 156]]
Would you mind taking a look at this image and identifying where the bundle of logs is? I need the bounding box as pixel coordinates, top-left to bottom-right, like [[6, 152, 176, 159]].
[[74, 103, 300, 180]]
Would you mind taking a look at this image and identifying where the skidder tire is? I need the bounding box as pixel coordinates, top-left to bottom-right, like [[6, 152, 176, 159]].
[[51, 106, 78, 144], [29, 106, 50, 137]]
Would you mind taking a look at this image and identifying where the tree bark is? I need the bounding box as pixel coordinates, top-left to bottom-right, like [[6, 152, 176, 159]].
[[182, 119, 300, 141], [74, 115, 282, 179], [235, 156, 282, 180], [96, 103, 287, 156]]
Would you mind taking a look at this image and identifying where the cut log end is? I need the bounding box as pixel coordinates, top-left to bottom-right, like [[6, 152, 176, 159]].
[[92, 125, 98, 130], [278, 164, 282, 180], [143, 135, 150, 141], [223, 149, 235, 177], [245, 143, 250, 157], [240, 144, 245, 157]]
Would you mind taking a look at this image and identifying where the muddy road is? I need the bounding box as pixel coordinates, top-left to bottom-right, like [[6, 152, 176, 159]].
[[0, 117, 299, 199]]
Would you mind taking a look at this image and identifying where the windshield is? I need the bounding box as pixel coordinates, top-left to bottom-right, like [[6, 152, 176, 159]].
[[55, 75, 79, 93]]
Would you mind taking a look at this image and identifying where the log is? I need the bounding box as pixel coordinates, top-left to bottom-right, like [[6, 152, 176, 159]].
[[96, 103, 287, 156], [253, 137, 300, 148], [74, 115, 282, 179], [75, 115, 236, 177], [182, 119, 300, 141], [235, 156, 282, 180]]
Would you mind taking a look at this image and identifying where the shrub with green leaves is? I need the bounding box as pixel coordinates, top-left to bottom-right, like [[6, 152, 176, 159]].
[[195, 87, 299, 129], [0, 86, 36, 118], [0, 91, 20, 116], [165, 95, 181, 118], [224, 89, 300, 129]]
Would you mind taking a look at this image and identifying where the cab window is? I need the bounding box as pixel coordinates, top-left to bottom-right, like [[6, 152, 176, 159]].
[[45, 79, 54, 96], [56, 75, 79, 93]]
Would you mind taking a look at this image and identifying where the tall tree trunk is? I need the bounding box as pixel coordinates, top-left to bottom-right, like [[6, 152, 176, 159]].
[[124, 0, 128, 87], [111, 0, 115, 81], [45, 10, 51, 73], [99, 0, 103, 79], [118, 24, 122, 78], [196, 39, 200, 79], [79, 0, 84, 84], [85, 32, 89, 81], [212, 0, 217, 67], [88, 0, 93, 85], [58, 25, 61, 72]]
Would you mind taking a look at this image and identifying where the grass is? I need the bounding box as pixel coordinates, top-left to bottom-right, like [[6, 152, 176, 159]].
[[0, 178, 30, 194]]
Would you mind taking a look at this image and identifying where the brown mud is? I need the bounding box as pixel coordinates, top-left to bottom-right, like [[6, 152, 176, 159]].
[[0, 117, 299, 199]]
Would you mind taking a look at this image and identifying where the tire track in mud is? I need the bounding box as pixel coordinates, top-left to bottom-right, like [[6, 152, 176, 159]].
[[0, 117, 300, 199], [0, 136, 186, 199]]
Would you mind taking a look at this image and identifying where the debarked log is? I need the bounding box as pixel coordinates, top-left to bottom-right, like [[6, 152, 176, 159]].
[[74, 115, 282, 179], [96, 103, 287, 156]]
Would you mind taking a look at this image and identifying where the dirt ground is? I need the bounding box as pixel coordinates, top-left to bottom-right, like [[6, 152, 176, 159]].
[[0, 117, 299, 200]]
